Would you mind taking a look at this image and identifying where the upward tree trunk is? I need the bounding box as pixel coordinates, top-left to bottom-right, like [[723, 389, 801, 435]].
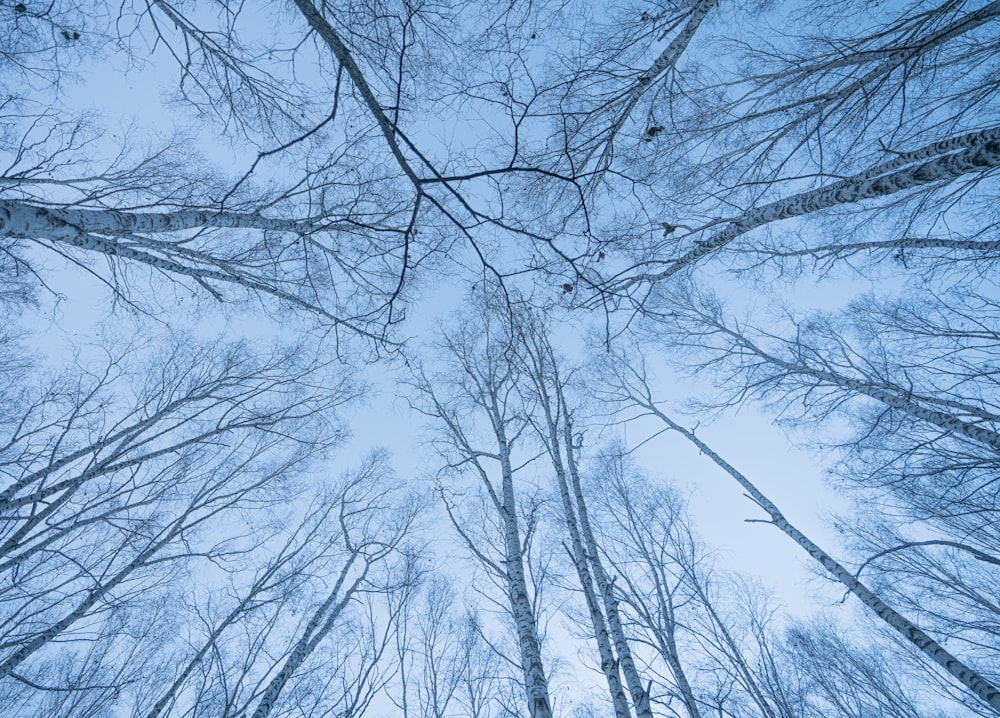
[[531, 369, 631, 718], [520, 327, 650, 718], [0, 200, 323, 238], [420, 319, 555, 718], [614, 127, 1000, 290], [0, 199, 374, 334], [556, 386, 656, 718], [643, 404, 1000, 715], [721, 326, 1000, 453], [250, 557, 366, 718], [584, 0, 718, 169], [0, 514, 189, 680], [496, 429, 554, 718]]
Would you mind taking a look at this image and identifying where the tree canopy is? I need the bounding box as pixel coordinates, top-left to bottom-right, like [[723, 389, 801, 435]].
[[1, 0, 999, 716]]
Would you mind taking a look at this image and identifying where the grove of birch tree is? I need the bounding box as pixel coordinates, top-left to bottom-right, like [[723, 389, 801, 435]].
[[2, 0, 999, 715]]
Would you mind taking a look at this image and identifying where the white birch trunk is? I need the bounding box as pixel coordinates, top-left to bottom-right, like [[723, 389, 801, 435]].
[[616, 127, 1000, 289], [763, 236, 1000, 261], [426, 333, 555, 718], [585, 0, 717, 168], [556, 382, 654, 718], [0, 200, 324, 238], [725, 328, 1000, 453], [644, 405, 1000, 714], [495, 426, 554, 718], [633, 0, 718, 90], [520, 329, 645, 718], [532, 375, 631, 718], [0, 515, 187, 680], [249, 557, 366, 718], [0, 199, 373, 332], [0, 489, 79, 564], [5, 416, 274, 516]]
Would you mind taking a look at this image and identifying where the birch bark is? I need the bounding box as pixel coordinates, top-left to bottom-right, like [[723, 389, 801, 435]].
[[636, 400, 1000, 714], [494, 419, 554, 718], [419, 318, 555, 718], [521, 335, 631, 718], [560, 399, 655, 718], [612, 128, 1000, 292], [714, 322, 1000, 454], [582, 0, 718, 170], [0, 514, 189, 680], [249, 557, 366, 718]]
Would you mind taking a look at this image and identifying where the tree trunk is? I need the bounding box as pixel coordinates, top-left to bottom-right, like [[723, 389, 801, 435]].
[[617, 127, 1000, 289], [646, 405, 1000, 714], [558, 382, 654, 718], [250, 557, 365, 718], [0, 516, 187, 680], [536, 384, 631, 718], [497, 430, 554, 718], [723, 326, 1000, 453]]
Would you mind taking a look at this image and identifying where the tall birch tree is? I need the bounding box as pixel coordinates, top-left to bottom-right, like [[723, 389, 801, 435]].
[[414, 305, 555, 718]]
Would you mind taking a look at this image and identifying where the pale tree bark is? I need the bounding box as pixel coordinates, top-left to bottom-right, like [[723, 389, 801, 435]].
[[143, 497, 338, 718], [290, 0, 422, 188], [0, 433, 314, 687], [249, 557, 367, 718], [607, 127, 1000, 294], [415, 309, 554, 718], [591, 452, 706, 718], [518, 324, 631, 718], [0, 200, 334, 237], [497, 433, 554, 718], [559, 397, 655, 718], [0, 199, 385, 336], [246, 454, 418, 718], [577, 0, 718, 172], [518, 321, 654, 718], [0, 340, 341, 511], [0, 340, 348, 588], [615, 363, 1000, 713], [619, 560, 701, 718], [0, 447, 310, 689]]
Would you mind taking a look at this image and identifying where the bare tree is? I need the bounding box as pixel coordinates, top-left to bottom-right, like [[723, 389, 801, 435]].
[[390, 576, 518, 718], [141, 497, 333, 718], [636, 282, 1000, 679], [516, 315, 652, 718], [413, 303, 555, 718], [3, 0, 998, 318], [562, 0, 1000, 304], [780, 620, 931, 718], [5, 1, 1000, 717], [0, 332, 392, 715], [598, 333, 1000, 713], [585, 449, 706, 718], [244, 452, 421, 718]]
